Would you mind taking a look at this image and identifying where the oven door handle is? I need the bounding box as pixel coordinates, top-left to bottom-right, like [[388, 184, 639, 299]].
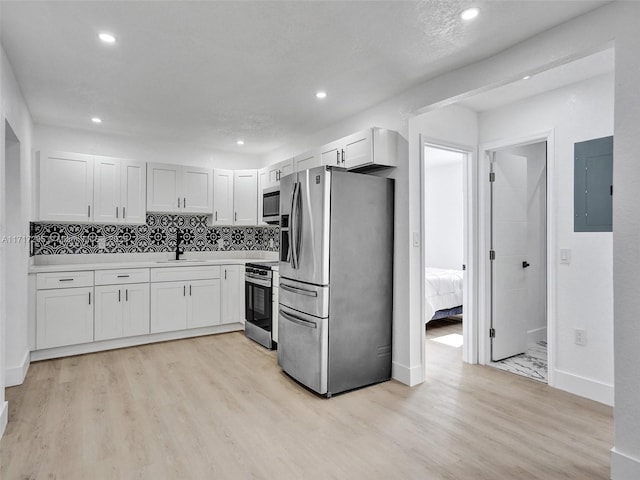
[[280, 284, 318, 297], [280, 310, 317, 329]]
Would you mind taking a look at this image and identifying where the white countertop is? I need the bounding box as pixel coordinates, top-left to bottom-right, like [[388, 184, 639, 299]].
[[29, 252, 279, 273]]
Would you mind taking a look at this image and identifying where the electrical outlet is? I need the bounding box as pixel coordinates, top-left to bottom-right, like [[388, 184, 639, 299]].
[[97, 237, 106, 250], [574, 328, 587, 346], [560, 249, 571, 264]]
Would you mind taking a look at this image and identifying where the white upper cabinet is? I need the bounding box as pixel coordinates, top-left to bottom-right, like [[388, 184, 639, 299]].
[[259, 158, 294, 191], [233, 170, 258, 225], [213, 168, 234, 225], [214, 168, 258, 226], [293, 150, 322, 172], [38, 151, 95, 222], [326, 128, 398, 171], [319, 141, 342, 169], [94, 156, 147, 224], [147, 163, 212, 214]]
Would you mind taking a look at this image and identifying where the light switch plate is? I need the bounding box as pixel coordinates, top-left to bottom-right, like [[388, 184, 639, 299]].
[[413, 232, 420, 248], [560, 248, 571, 264]]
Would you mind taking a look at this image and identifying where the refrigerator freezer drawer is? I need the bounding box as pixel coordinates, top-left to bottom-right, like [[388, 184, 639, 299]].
[[278, 278, 329, 318], [277, 305, 328, 395]]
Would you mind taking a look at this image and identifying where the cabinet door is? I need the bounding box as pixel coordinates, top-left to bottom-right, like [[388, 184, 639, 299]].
[[213, 169, 234, 225], [343, 129, 373, 169], [94, 285, 123, 341], [221, 265, 243, 324], [121, 160, 147, 224], [272, 287, 279, 343], [233, 170, 258, 225], [123, 283, 150, 337], [319, 142, 342, 168], [147, 163, 180, 213], [182, 166, 213, 214], [187, 279, 221, 328], [260, 165, 277, 191], [294, 151, 321, 172], [280, 158, 295, 178], [36, 287, 94, 349], [93, 156, 121, 223], [150, 281, 187, 333], [38, 151, 94, 222]]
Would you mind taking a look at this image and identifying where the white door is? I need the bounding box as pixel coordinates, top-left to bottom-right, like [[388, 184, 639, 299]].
[[221, 265, 242, 324], [233, 170, 258, 225], [36, 287, 94, 349], [182, 166, 213, 213], [94, 285, 123, 341], [123, 283, 150, 337], [491, 152, 528, 361], [38, 151, 94, 222], [213, 169, 234, 225], [147, 163, 180, 213], [187, 279, 221, 328], [93, 156, 121, 223], [121, 160, 147, 224], [150, 281, 187, 333]]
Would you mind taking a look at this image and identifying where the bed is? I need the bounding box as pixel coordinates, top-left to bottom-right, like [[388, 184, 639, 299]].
[[425, 267, 464, 323]]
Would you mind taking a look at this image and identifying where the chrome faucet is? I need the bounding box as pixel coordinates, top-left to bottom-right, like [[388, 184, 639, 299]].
[[175, 229, 184, 260]]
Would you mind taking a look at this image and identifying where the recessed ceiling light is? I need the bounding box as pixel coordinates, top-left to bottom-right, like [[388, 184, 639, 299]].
[[98, 33, 116, 44], [460, 7, 480, 21], [316, 91, 327, 99], [522, 75, 531, 80], [91, 117, 102, 124], [237, 140, 245, 146]]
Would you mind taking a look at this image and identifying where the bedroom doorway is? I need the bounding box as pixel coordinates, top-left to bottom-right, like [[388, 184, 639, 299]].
[[422, 143, 473, 366], [487, 141, 548, 383]]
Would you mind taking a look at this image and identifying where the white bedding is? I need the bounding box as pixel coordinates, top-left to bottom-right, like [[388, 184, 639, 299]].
[[425, 267, 463, 322]]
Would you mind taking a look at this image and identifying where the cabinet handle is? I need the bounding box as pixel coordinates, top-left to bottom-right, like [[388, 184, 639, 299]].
[[58, 278, 74, 282], [178, 197, 181, 208], [123, 207, 126, 219], [88, 205, 91, 218], [189, 285, 192, 296], [336, 151, 340, 166], [117, 275, 130, 278], [341, 149, 345, 165], [89, 292, 91, 305], [118, 289, 121, 302], [184, 197, 187, 208], [116, 206, 119, 219], [235, 212, 237, 222], [215, 211, 218, 221], [224, 269, 227, 280], [126, 289, 128, 302], [183, 285, 186, 296]]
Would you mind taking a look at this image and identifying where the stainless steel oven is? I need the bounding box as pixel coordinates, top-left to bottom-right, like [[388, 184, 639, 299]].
[[244, 262, 277, 349], [262, 186, 280, 225]]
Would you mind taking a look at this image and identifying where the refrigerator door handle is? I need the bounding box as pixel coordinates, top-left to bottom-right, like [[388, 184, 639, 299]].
[[293, 181, 302, 269], [280, 310, 317, 329], [289, 181, 298, 269], [280, 283, 318, 297]]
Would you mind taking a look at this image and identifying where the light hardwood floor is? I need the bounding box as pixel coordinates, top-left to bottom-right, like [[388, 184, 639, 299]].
[[1, 326, 612, 479]]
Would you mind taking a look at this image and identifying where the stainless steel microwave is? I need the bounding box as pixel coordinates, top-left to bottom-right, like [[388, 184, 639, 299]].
[[262, 186, 280, 224]]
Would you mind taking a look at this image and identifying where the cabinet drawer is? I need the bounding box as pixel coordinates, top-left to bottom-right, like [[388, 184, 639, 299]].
[[150, 266, 221, 283], [95, 268, 150, 285], [36, 271, 94, 290]]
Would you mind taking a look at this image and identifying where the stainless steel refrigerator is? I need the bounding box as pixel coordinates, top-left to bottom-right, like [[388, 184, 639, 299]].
[[278, 165, 394, 397]]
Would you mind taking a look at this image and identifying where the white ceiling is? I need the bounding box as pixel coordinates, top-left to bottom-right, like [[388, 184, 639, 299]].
[[0, 1, 610, 156]]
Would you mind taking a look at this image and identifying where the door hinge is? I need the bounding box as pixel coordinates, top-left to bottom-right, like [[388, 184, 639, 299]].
[[489, 328, 495, 338], [489, 250, 495, 261], [489, 172, 495, 182]]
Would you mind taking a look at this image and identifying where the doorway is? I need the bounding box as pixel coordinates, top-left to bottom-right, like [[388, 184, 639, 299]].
[[422, 142, 475, 369], [486, 140, 548, 383]]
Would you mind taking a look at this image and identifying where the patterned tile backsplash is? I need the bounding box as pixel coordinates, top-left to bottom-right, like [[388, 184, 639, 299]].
[[30, 214, 279, 256]]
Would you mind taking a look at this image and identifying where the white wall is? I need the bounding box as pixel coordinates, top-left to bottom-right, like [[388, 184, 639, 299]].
[[479, 73, 614, 404], [35, 124, 262, 172], [424, 153, 464, 270], [1, 44, 35, 437]]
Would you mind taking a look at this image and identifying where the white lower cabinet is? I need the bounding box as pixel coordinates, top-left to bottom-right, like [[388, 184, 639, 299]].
[[150, 277, 222, 333], [36, 287, 94, 349], [95, 283, 150, 341], [221, 265, 244, 324]]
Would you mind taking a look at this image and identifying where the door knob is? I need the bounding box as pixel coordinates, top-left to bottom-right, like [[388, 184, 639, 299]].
[[522, 261, 530, 268]]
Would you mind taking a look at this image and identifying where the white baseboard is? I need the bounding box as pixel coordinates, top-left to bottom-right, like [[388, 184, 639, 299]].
[[5, 350, 30, 387], [392, 361, 423, 386], [0, 401, 7, 440], [31, 323, 244, 362], [611, 448, 640, 479], [527, 326, 547, 345], [554, 369, 614, 406]]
